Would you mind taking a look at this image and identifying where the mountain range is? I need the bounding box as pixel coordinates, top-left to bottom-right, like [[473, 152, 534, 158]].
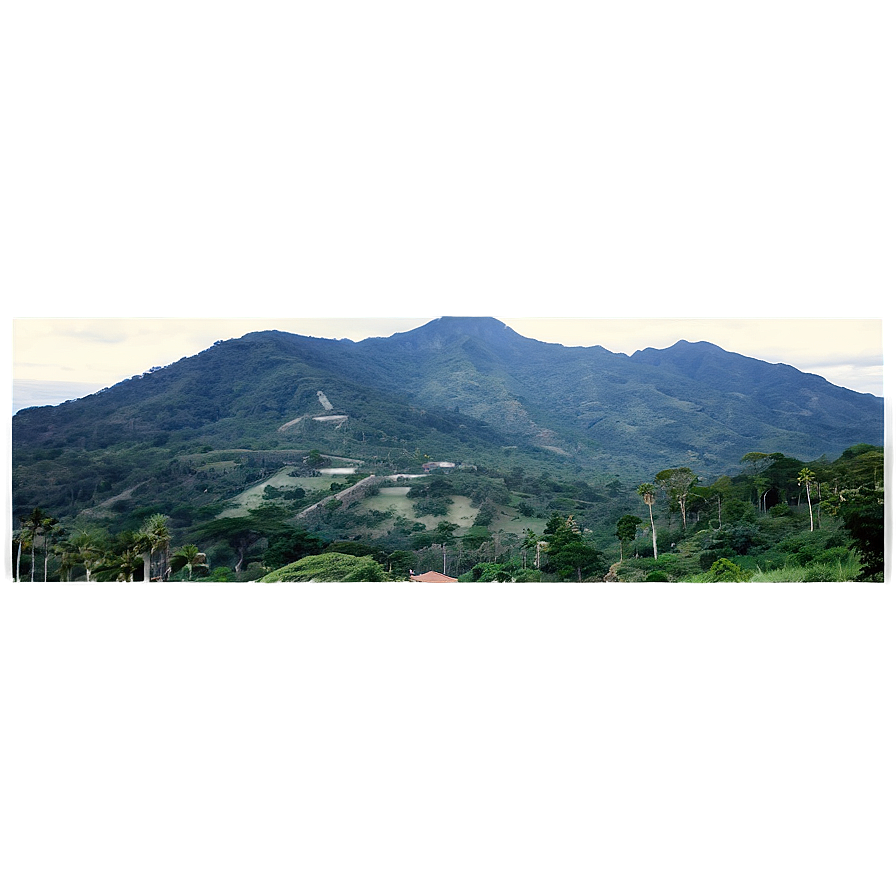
[[12, 317, 884, 518]]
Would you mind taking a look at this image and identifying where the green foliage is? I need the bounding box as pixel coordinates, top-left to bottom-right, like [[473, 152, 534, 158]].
[[262, 528, 324, 569], [838, 486, 885, 580], [615, 514, 642, 559], [461, 525, 492, 551], [259, 552, 389, 582], [542, 514, 609, 582], [460, 561, 542, 583], [412, 496, 453, 518], [708, 558, 753, 582]]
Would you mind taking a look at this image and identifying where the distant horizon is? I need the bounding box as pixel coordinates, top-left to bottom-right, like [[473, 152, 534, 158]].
[[12, 316, 885, 413]]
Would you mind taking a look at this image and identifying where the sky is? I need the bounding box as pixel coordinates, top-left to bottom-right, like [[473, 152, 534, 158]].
[[6, 1, 891, 414]]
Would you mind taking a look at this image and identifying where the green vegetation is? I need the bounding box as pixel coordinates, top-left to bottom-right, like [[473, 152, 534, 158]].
[[10, 323, 884, 585], [258, 552, 389, 583], [10, 443, 885, 584]]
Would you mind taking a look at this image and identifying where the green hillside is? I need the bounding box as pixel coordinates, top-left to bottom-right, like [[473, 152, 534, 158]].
[[11, 319, 885, 583]]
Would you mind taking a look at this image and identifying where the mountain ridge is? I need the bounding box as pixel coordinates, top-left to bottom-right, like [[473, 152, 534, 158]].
[[13, 318, 884, 492]]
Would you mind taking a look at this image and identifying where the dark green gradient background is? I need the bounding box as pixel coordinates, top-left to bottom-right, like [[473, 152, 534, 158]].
[[2, 584, 896, 896]]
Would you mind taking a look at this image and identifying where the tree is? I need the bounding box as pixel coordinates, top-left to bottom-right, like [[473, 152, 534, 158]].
[[94, 531, 145, 582], [435, 520, 459, 575], [170, 545, 209, 580], [655, 467, 698, 531], [521, 528, 539, 568], [68, 529, 105, 582], [20, 507, 54, 583], [543, 514, 608, 582], [837, 486, 884, 580], [138, 513, 171, 582], [263, 528, 324, 569], [13, 525, 31, 583], [797, 468, 816, 532], [41, 517, 62, 581], [637, 483, 659, 559], [305, 449, 326, 469], [197, 517, 264, 574], [615, 514, 642, 562], [385, 549, 416, 578], [463, 561, 516, 582], [741, 453, 776, 511]]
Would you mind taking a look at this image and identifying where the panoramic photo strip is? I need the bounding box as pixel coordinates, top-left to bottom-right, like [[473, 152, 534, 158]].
[[11, 317, 885, 583]]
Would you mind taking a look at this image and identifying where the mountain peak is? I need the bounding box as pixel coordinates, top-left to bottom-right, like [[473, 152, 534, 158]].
[[425, 316, 515, 337], [382, 316, 525, 350]]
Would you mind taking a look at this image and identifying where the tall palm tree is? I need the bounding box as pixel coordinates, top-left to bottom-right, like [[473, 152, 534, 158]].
[[13, 525, 31, 582], [120, 545, 144, 581], [170, 545, 208, 580], [54, 539, 78, 582], [638, 483, 659, 559], [521, 528, 538, 568], [22, 507, 46, 582], [41, 517, 61, 581], [69, 529, 103, 582], [139, 514, 171, 582], [798, 468, 816, 532]]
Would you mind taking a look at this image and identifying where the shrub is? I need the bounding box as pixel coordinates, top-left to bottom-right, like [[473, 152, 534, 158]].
[[802, 563, 840, 583], [260, 552, 388, 582], [708, 557, 752, 582], [645, 571, 668, 582], [699, 549, 723, 571], [460, 562, 543, 583], [210, 566, 236, 582]]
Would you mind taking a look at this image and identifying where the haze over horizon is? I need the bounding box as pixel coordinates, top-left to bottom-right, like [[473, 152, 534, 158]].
[[11, 316, 885, 414]]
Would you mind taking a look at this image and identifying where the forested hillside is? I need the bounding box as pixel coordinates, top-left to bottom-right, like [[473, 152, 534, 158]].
[[11, 319, 885, 583]]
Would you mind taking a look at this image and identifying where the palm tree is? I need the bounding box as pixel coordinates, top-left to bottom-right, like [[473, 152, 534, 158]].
[[139, 514, 171, 582], [54, 538, 78, 582], [41, 517, 62, 581], [69, 529, 104, 582], [521, 528, 538, 568], [170, 545, 208, 580], [13, 525, 31, 583], [638, 483, 659, 559], [22, 507, 47, 582], [535, 540, 548, 569], [798, 468, 816, 532]]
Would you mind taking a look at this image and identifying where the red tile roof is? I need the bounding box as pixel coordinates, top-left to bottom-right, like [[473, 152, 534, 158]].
[[409, 571, 458, 583]]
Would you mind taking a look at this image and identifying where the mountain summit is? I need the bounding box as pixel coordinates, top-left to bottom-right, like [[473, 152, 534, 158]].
[[13, 318, 884, 487]]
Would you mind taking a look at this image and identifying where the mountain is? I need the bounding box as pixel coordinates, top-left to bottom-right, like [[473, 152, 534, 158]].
[[12, 318, 884, 523], [352, 318, 883, 471]]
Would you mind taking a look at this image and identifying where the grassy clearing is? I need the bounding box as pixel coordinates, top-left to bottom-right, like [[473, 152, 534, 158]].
[[219, 466, 349, 517], [357, 487, 542, 536], [357, 488, 478, 530]]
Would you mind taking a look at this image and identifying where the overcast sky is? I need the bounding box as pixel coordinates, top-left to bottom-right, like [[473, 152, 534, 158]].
[[7, 4, 891, 415]]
